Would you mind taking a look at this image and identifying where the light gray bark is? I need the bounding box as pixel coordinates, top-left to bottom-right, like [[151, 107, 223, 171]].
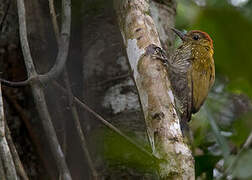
[[114, 0, 195, 179], [0, 83, 18, 180]]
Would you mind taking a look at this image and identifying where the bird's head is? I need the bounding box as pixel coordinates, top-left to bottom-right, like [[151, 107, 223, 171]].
[[171, 28, 213, 50]]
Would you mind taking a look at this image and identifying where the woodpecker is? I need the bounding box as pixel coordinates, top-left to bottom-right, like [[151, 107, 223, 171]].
[[166, 28, 215, 132]]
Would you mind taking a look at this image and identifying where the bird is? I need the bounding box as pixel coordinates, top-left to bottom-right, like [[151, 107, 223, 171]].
[[163, 28, 215, 133]]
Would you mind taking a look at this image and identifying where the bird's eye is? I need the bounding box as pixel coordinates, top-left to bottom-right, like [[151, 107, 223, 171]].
[[193, 35, 199, 40]]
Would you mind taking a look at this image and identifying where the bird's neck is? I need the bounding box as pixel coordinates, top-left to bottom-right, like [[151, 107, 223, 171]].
[[194, 44, 214, 56], [209, 47, 214, 56]]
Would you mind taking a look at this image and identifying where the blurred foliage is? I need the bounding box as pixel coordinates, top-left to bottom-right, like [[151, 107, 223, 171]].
[[91, 127, 159, 176], [231, 112, 252, 147], [178, 0, 252, 98], [177, 0, 252, 179], [192, 7, 252, 98], [232, 149, 252, 179]]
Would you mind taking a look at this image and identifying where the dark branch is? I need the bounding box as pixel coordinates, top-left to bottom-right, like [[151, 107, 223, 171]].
[[0, 78, 30, 87], [0, 83, 18, 179], [16, 0, 72, 179], [48, 0, 98, 177], [63, 71, 99, 179], [5, 124, 29, 180], [1, 0, 71, 87], [0, 0, 11, 32], [39, 0, 71, 83]]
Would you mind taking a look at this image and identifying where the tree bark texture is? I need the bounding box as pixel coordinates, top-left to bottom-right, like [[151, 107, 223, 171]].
[[114, 0, 194, 179], [149, 0, 176, 54], [0, 83, 18, 180]]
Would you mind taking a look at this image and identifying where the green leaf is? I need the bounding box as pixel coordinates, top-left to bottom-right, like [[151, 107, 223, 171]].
[[91, 127, 159, 173], [232, 150, 252, 179], [230, 113, 252, 147]]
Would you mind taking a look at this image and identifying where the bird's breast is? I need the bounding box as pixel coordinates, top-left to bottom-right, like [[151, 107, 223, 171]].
[[191, 49, 215, 113]]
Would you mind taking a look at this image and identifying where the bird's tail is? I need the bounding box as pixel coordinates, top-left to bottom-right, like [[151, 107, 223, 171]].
[[180, 116, 193, 143]]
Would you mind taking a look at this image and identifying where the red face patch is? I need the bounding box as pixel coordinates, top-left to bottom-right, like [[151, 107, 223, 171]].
[[188, 30, 213, 48]]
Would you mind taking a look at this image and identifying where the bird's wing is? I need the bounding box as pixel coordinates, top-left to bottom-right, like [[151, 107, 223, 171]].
[[170, 44, 193, 72], [168, 45, 194, 123]]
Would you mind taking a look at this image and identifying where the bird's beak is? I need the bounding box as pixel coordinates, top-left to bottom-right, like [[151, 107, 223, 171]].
[[171, 28, 186, 41]]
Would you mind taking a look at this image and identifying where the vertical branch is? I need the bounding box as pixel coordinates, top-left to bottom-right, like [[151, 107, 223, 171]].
[[114, 0, 194, 179], [0, 156, 6, 180], [48, 0, 98, 178], [26, 85, 72, 180], [5, 125, 29, 180], [0, 0, 11, 32], [63, 72, 99, 179], [16, 0, 37, 77], [48, 0, 60, 43], [39, 0, 71, 83], [16, 0, 72, 179], [3, 90, 57, 179], [0, 83, 18, 180]]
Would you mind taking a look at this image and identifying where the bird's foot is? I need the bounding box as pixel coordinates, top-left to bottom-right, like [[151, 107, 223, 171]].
[[146, 44, 170, 66]]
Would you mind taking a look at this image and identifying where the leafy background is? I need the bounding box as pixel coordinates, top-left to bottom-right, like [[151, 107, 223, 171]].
[[176, 0, 252, 179]]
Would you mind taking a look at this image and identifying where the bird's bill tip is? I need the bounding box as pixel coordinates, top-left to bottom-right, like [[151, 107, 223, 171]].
[[171, 28, 186, 41]]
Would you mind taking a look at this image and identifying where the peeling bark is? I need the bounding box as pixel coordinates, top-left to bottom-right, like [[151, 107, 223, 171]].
[[114, 0, 194, 179]]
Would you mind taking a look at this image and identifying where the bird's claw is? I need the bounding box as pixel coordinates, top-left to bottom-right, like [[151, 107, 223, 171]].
[[148, 45, 170, 67]]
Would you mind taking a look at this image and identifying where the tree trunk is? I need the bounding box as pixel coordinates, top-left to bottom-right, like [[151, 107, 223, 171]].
[[114, 0, 195, 179]]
